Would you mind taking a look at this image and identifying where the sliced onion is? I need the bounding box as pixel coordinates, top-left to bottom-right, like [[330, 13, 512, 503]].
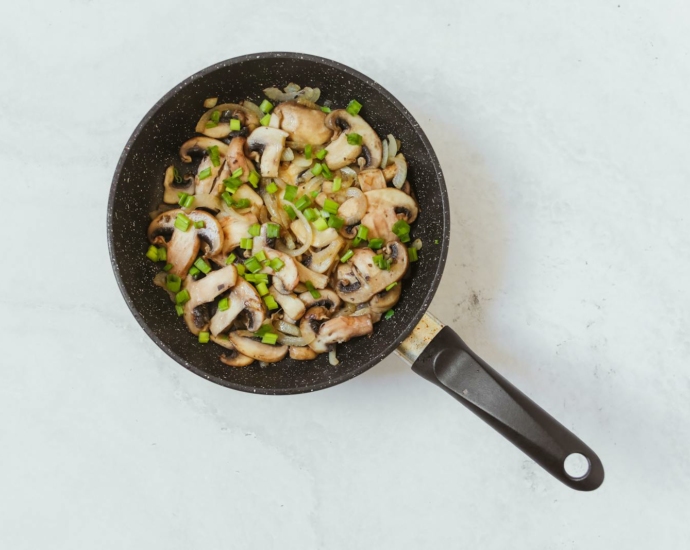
[[340, 167, 357, 189], [412, 238, 423, 250], [275, 200, 311, 256], [351, 307, 371, 317], [380, 138, 389, 169], [242, 100, 263, 119], [329, 348, 339, 366], [281, 147, 295, 162], [392, 154, 407, 189], [263, 86, 320, 103], [284, 82, 301, 93], [387, 134, 398, 164], [333, 303, 357, 317], [273, 320, 301, 336], [276, 334, 313, 347], [283, 232, 296, 250]]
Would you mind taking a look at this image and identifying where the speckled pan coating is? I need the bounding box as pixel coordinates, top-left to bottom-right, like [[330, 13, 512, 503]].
[[107, 52, 450, 395]]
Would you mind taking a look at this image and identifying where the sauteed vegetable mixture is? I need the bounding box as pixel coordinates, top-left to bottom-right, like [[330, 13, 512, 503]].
[[146, 84, 421, 367]]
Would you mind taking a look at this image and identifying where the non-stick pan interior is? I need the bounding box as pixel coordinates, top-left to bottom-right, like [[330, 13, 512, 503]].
[[108, 53, 450, 394]]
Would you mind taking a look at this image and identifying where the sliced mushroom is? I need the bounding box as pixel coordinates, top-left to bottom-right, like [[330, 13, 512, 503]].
[[289, 346, 318, 360], [268, 287, 306, 323], [183, 265, 238, 334], [219, 212, 259, 253], [228, 332, 288, 363], [324, 110, 383, 170], [358, 168, 387, 192], [187, 210, 224, 257], [264, 249, 299, 293], [163, 166, 195, 204], [295, 261, 329, 289], [246, 126, 289, 178], [298, 289, 341, 314], [310, 314, 374, 353], [334, 242, 409, 304], [195, 155, 224, 195], [179, 137, 228, 163], [369, 282, 402, 313], [195, 103, 260, 139], [273, 101, 332, 145], [336, 192, 367, 226], [209, 278, 265, 335], [299, 306, 331, 353], [278, 155, 313, 186], [217, 137, 255, 184], [211, 335, 255, 367], [361, 188, 419, 241], [308, 237, 344, 273]]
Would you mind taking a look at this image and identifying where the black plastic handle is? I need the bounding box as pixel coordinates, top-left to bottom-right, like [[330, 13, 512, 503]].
[[413, 326, 604, 491]]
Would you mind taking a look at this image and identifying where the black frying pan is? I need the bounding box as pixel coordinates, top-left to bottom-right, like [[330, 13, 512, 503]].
[[108, 52, 604, 491]]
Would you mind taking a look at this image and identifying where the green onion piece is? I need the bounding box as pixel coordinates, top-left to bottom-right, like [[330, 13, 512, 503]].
[[218, 297, 230, 311], [229, 119, 241, 132], [175, 289, 190, 304], [255, 273, 269, 283], [283, 185, 298, 202], [226, 253, 237, 265], [174, 213, 191, 232], [244, 273, 257, 283], [311, 163, 323, 176], [352, 238, 362, 247], [384, 309, 395, 320], [266, 181, 278, 194], [269, 257, 284, 272], [205, 121, 218, 128], [166, 274, 181, 292], [198, 331, 210, 344], [240, 238, 253, 250], [256, 282, 269, 296], [233, 198, 251, 209], [434, 239, 439, 244], [248, 170, 260, 188], [264, 295, 279, 310], [408, 247, 419, 262], [368, 238, 384, 250], [248, 223, 261, 237], [294, 195, 311, 211], [172, 167, 182, 183], [175, 304, 184, 316], [221, 191, 234, 206], [347, 132, 363, 146], [254, 250, 267, 263], [260, 113, 271, 126], [320, 106, 331, 113], [194, 257, 211, 274], [207, 145, 221, 167], [400, 233, 411, 243], [372, 254, 391, 271], [255, 323, 275, 337], [266, 223, 280, 238], [146, 245, 159, 262], [231, 167, 243, 178], [236, 264, 246, 276], [320, 209, 330, 218], [304, 208, 319, 222], [188, 266, 200, 277], [315, 148, 327, 160], [313, 218, 328, 231], [323, 198, 339, 215], [262, 332, 278, 345], [194, 220, 205, 229], [392, 219, 411, 238], [328, 215, 344, 229], [224, 177, 242, 192], [340, 249, 354, 263], [178, 192, 189, 205], [357, 225, 369, 240], [182, 194, 195, 208], [198, 167, 212, 180], [211, 110, 220, 123], [156, 247, 167, 262], [332, 177, 342, 192], [244, 257, 262, 273], [321, 163, 332, 179], [283, 204, 297, 220], [259, 99, 274, 113], [310, 190, 319, 198], [385, 282, 398, 292], [305, 281, 321, 299], [304, 144, 312, 159], [346, 99, 362, 116], [163, 263, 173, 272]]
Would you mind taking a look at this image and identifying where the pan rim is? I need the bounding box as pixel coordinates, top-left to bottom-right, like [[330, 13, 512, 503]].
[[107, 52, 450, 395]]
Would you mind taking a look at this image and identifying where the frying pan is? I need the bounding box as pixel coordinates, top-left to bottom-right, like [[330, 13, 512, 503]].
[[108, 52, 604, 491]]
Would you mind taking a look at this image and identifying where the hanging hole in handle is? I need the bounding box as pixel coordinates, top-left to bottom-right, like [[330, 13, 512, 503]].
[[564, 453, 591, 480]]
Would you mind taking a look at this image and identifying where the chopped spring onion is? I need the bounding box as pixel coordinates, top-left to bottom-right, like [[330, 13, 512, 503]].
[[166, 274, 181, 292], [262, 332, 278, 345], [385, 282, 398, 292], [260, 113, 271, 126], [207, 145, 221, 167], [221, 191, 234, 206], [245, 273, 269, 284], [352, 237, 362, 247], [347, 133, 363, 146], [240, 238, 253, 250], [313, 218, 328, 231], [194, 257, 211, 275], [182, 194, 195, 208], [198, 331, 210, 344], [310, 190, 320, 198], [384, 309, 395, 320], [321, 163, 332, 179], [226, 253, 237, 265], [198, 167, 212, 180], [255, 323, 275, 337], [259, 99, 274, 113], [146, 245, 159, 262], [320, 209, 330, 218], [233, 198, 251, 209], [320, 106, 331, 113], [392, 219, 411, 239], [304, 144, 312, 159], [194, 220, 205, 229], [218, 297, 230, 311], [266, 181, 278, 194], [328, 215, 344, 229], [283, 185, 298, 202], [340, 249, 354, 263], [175, 304, 184, 316], [163, 263, 173, 272], [346, 99, 362, 116], [175, 213, 191, 232], [266, 223, 280, 238], [400, 233, 411, 243], [205, 121, 218, 128], [305, 281, 321, 299], [236, 264, 246, 276], [304, 208, 319, 222], [311, 163, 322, 176], [283, 204, 297, 220], [224, 177, 242, 192], [229, 119, 241, 132], [254, 249, 267, 263], [315, 148, 327, 160], [408, 246, 418, 262], [188, 266, 200, 277], [244, 256, 262, 273], [248, 170, 260, 188], [356, 225, 369, 240], [434, 239, 439, 244], [211, 110, 221, 123], [232, 167, 243, 178], [256, 282, 269, 296], [332, 177, 342, 192], [269, 257, 284, 271], [157, 247, 167, 262], [248, 223, 261, 237], [294, 195, 311, 211], [264, 295, 279, 310], [323, 199, 339, 215], [368, 238, 384, 250], [175, 289, 190, 304], [373, 254, 391, 270]]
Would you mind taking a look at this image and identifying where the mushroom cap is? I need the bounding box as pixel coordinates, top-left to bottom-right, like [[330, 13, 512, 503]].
[[262, 248, 299, 293], [299, 306, 331, 353], [179, 137, 229, 163], [209, 278, 265, 335], [289, 346, 318, 360], [358, 168, 387, 192], [183, 265, 238, 334], [229, 332, 288, 363], [369, 282, 402, 313], [195, 103, 260, 138], [246, 126, 289, 178], [306, 237, 344, 274], [298, 289, 341, 314], [269, 287, 305, 323], [274, 101, 333, 145], [211, 335, 255, 367], [311, 314, 374, 352], [163, 165, 195, 204], [187, 210, 224, 257], [295, 261, 329, 290], [219, 136, 255, 184], [324, 110, 383, 170], [360, 188, 418, 241]]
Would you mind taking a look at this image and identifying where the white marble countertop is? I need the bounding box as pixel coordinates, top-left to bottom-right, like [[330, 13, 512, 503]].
[[2, 1, 689, 548]]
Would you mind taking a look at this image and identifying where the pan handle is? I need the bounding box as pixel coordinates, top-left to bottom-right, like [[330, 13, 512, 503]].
[[396, 313, 604, 491]]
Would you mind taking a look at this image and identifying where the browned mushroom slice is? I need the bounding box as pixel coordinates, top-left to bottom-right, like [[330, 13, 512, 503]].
[[299, 307, 331, 353], [308, 314, 374, 353], [246, 126, 289, 178], [195, 103, 260, 138], [268, 287, 305, 323], [182, 265, 238, 334], [369, 282, 402, 313], [179, 137, 229, 163], [212, 335, 255, 367], [219, 212, 258, 253], [289, 346, 318, 360], [209, 279, 265, 336], [295, 262, 329, 289], [361, 188, 418, 241], [298, 289, 341, 314], [163, 166, 195, 204], [358, 168, 387, 192], [324, 110, 382, 170], [229, 332, 288, 363], [273, 101, 332, 145]]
